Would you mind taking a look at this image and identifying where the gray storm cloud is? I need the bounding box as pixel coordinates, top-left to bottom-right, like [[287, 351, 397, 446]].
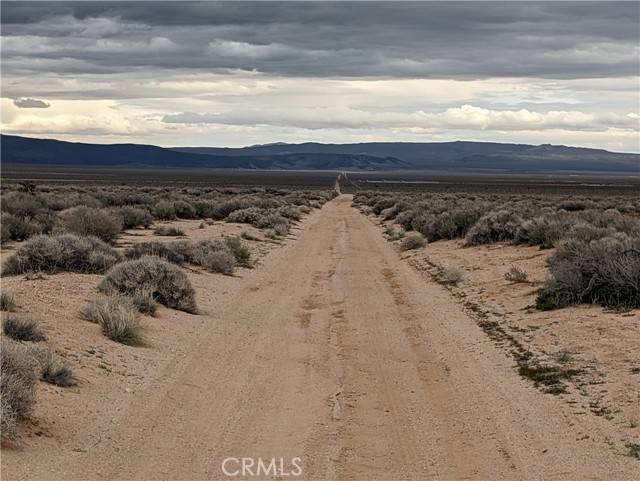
[[1, 1, 639, 79]]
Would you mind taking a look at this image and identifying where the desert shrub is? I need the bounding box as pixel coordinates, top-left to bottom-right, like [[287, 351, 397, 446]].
[[1, 395, 18, 440], [400, 233, 426, 251], [130, 291, 158, 316], [100, 256, 197, 313], [224, 236, 251, 266], [116, 206, 153, 229], [1, 192, 46, 217], [465, 210, 522, 246], [394, 210, 416, 231], [3, 317, 46, 342], [154, 226, 185, 236], [226, 207, 265, 224], [539, 234, 640, 309], [57, 206, 123, 243], [384, 225, 405, 241], [0, 213, 41, 242], [514, 212, 575, 249], [193, 200, 217, 219], [27, 344, 75, 387], [1, 291, 16, 311], [0, 340, 38, 438], [153, 201, 176, 220], [173, 200, 197, 219], [505, 266, 528, 283], [566, 223, 614, 243], [256, 214, 290, 236], [187, 240, 235, 274], [81, 296, 141, 345], [124, 241, 186, 265], [241, 231, 261, 241], [211, 198, 249, 220], [2, 234, 120, 275], [436, 266, 465, 285]]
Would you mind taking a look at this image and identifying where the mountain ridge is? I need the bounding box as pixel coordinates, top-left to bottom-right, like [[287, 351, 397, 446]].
[[2, 134, 638, 173]]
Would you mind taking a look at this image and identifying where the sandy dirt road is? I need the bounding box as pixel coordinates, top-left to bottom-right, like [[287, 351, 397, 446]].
[[4, 195, 636, 481]]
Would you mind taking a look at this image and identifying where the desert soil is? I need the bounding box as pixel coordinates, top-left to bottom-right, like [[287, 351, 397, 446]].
[[2, 195, 638, 481]]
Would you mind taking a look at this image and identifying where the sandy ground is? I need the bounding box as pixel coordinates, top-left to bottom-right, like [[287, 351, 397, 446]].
[[2, 195, 638, 480], [397, 236, 639, 450]]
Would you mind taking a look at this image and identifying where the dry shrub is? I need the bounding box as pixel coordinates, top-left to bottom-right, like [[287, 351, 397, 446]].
[[100, 256, 197, 313], [224, 236, 251, 266], [256, 214, 290, 236], [505, 266, 528, 283], [153, 201, 176, 220], [153, 226, 185, 236], [124, 241, 186, 265], [538, 234, 640, 310], [465, 210, 522, 246], [27, 344, 75, 387], [400, 233, 426, 251], [116, 206, 153, 229], [0, 340, 38, 439], [173, 200, 197, 219], [1, 290, 16, 311], [437, 266, 465, 285], [81, 296, 142, 345], [57, 206, 123, 243], [2, 234, 120, 275], [3, 317, 47, 342]]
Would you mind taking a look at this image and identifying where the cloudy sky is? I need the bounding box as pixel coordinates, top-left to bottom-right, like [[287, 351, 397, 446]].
[[1, 1, 639, 151]]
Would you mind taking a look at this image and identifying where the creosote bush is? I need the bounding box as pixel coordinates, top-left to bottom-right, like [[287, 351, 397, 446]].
[[400, 233, 426, 251], [81, 296, 142, 345], [100, 256, 198, 313], [2, 234, 120, 275]]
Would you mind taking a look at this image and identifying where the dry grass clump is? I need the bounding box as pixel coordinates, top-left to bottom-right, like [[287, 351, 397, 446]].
[[100, 256, 197, 313], [57, 206, 123, 243], [505, 266, 528, 283], [3, 316, 47, 342], [436, 266, 465, 285], [0, 340, 38, 439], [2, 234, 120, 275], [153, 225, 186, 236], [400, 233, 426, 251], [1, 290, 16, 311], [81, 296, 142, 345], [28, 344, 75, 387], [537, 234, 640, 310]]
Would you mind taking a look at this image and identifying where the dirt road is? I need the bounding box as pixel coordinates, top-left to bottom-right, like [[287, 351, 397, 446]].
[[5, 195, 636, 480]]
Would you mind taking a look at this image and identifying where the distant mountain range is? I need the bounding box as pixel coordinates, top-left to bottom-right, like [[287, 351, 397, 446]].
[[2, 134, 638, 173]]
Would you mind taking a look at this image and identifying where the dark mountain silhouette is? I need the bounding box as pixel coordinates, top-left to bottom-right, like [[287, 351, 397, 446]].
[[2, 134, 638, 173]]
